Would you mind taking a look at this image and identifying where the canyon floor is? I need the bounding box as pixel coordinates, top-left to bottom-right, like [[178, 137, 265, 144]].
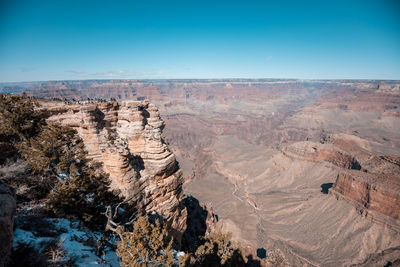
[[3, 79, 400, 266], [156, 80, 400, 266]]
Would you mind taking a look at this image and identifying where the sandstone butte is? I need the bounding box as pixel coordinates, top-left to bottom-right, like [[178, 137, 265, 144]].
[[39, 100, 187, 242]]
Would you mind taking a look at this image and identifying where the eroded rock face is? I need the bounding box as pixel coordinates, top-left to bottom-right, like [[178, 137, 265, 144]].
[[0, 184, 16, 267], [282, 141, 361, 169], [286, 137, 400, 231], [41, 100, 187, 241], [331, 171, 400, 231]]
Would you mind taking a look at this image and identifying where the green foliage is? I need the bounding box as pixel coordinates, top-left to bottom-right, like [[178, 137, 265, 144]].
[[18, 124, 87, 177], [46, 162, 120, 227], [0, 94, 44, 144], [116, 215, 174, 266], [0, 94, 120, 227], [180, 232, 248, 267], [0, 94, 45, 162]]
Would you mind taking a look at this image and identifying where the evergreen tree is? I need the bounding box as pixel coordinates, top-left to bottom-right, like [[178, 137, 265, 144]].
[[0, 94, 44, 144], [179, 232, 248, 267], [0, 94, 121, 227], [116, 215, 174, 266], [46, 161, 120, 227]]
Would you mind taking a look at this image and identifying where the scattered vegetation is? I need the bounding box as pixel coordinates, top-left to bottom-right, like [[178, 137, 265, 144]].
[[180, 232, 248, 267], [116, 215, 175, 266], [46, 162, 120, 227], [0, 93, 120, 227], [44, 238, 78, 266], [114, 215, 248, 266], [1, 93, 251, 266], [0, 94, 45, 163], [195, 232, 247, 266]]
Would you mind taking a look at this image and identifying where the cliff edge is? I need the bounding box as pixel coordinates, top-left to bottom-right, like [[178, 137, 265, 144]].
[[40, 100, 187, 241]]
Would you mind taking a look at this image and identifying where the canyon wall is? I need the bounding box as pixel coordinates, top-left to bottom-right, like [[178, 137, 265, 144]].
[[331, 170, 400, 231], [5, 79, 400, 265], [283, 138, 400, 231], [40, 100, 187, 241]]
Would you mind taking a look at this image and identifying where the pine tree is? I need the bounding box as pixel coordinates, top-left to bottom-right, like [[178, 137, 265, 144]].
[[46, 162, 120, 227], [116, 215, 174, 266], [0, 94, 121, 227], [193, 232, 248, 266], [0, 93, 44, 144]]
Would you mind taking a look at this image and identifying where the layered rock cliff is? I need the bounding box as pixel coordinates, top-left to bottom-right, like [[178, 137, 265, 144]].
[[280, 137, 400, 232], [281, 141, 361, 169], [40, 100, 187, 241], [331, 170, 400, 231], [324, 135, 400, 231]]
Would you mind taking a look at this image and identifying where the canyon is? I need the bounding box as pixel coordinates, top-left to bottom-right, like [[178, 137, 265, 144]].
[[2, 79, 400, 266]]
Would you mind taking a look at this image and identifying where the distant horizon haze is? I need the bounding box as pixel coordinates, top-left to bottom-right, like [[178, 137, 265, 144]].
[[1, 77, 400, 85]]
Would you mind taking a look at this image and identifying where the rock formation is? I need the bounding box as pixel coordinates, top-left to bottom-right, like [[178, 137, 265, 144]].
[[40, 100, 187, 242], [0, 184, 16, 267], [281, 141, 361, 169], [283, 138, 400, 231], [331, 170, 400, 232]]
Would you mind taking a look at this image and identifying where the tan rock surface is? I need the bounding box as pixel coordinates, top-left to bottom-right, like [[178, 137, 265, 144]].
[[40, 100, 187, 241], [331, 170, 400, 231]]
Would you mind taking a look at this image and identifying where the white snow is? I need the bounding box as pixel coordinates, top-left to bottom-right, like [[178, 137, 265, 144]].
[[13, 217, 120, 266], [175, 251, 185, 259], [14, 216, 186, 266]]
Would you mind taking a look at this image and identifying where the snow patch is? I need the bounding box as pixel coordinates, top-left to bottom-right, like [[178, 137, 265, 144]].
[[13, 217, 120, 266]]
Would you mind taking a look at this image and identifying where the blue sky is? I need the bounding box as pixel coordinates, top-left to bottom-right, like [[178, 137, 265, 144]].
[[0, 0, 399, 82]]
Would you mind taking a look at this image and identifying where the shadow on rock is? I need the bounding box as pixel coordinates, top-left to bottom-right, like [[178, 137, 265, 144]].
[[246, 255, 262, 267], [321, 183, 333, 194], [181, 195, 216, 253], [128, 154, 145, 178]]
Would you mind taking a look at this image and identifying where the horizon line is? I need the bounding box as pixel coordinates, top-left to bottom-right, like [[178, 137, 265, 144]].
[[1, 77, 400, 84]]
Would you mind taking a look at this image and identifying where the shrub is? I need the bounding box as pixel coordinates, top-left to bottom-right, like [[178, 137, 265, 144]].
[[0, 94, 44, 144], [0, 94, 121, 227], [0, 94, 44, 164], [44, 238, 77, 266], [116, 215, 174, 266], [180, 232, 248, 267], [46, 161, 120, 227], [17, 124, 87, 177]]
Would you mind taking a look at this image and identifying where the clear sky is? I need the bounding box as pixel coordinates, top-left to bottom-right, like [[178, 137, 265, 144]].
[[0, 0, 399, 82]]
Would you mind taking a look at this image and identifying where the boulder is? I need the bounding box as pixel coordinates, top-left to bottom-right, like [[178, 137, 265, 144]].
[[0, 184, 16, 267]]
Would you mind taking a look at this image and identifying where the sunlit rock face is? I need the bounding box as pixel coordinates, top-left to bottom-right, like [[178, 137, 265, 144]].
[[331, 169, 400, 232], [41, 100, 187, 242]]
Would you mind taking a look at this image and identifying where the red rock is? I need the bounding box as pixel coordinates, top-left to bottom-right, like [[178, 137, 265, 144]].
[[331, 170, 400, 230]]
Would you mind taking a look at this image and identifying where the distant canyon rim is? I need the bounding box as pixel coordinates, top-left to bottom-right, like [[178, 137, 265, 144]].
[[2, 79, 400, 266]]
